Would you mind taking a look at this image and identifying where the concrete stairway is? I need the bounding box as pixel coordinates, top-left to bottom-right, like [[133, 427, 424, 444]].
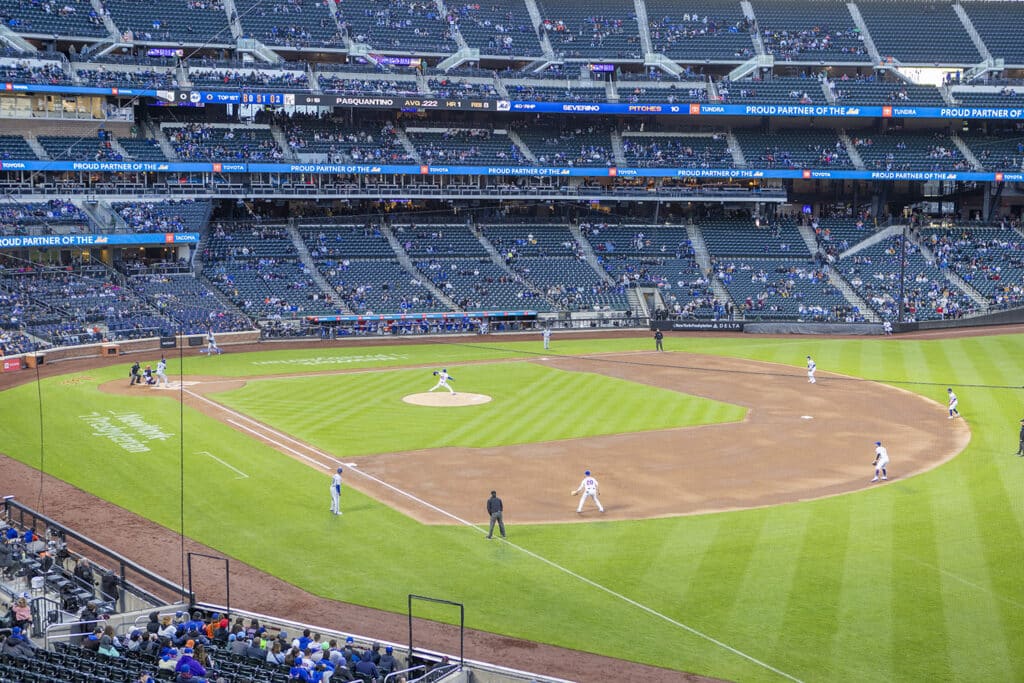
[[824, 265, 882, 322], [633, 0, 652, 55], [838, 130, 865, 169], [507, 129, 537, 163], [382, 225, 460, 310], [286, 221, 352, 313], [569, 223, 616, 285], [475, 228, 559, 308], [610, 131, 627, 166], [950, 133, 984, 171], [523, 0, 556, 59], [686, 224, 736, 313], [795, 222, 820, 256], [393, 126, 422, 163], [846, 2, 883, 65]]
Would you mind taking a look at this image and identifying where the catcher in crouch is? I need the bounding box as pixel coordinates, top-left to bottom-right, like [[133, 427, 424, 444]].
[[572, 470, 604, 513], [428, 368, 455, 395]]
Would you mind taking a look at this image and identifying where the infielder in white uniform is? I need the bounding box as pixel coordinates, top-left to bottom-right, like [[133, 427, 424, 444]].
[[203, 330, 222, 355], [871, 441, 889, 482], [155, 356, 169, 388], [429, 368, 455, 395], [947, 388, 960, 419], [542, 327, 551, 350], [806, 355, 817, 384], [572, 470, 604, 513], [329, 467, 343, 515]]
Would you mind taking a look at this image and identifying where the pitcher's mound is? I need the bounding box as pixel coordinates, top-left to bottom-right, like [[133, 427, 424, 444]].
[[402, 392, 492, 407]]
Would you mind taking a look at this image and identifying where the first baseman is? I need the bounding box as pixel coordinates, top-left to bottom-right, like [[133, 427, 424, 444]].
[[947, 388, 960, 419], [542, 327, 551, 350], [572, 470, 604, 513], [203, 329, 222, 355], [871, 441, 889, 482], [429, 368, 456, 395], [330, 467, 343, 515], [806, 355, 816, 384]]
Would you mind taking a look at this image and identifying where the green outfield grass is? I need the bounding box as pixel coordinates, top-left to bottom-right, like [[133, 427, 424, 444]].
[[1, 334, 1022, 682]]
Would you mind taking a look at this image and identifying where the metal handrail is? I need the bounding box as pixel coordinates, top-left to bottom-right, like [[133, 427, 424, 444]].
[[384, 665, 426, 682], [3, 497, 191, 608], [43, 617, 109, 648]]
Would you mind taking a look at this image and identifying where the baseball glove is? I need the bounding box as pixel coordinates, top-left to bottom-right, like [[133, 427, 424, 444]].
[[432, 371, 438, 376]]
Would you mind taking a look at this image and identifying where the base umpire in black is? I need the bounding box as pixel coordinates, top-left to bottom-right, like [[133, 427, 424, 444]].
[[486, 491, 505, 539]]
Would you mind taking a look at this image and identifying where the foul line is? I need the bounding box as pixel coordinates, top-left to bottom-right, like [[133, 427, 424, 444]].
[[182, 387, 802, 682], [900, 554, 1024, 610], [196, 451, 249, 479]]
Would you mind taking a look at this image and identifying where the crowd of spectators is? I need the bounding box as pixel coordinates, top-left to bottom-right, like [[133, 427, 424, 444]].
[[761, 26, 867, 61], [168, 124, 284, 161], [540, 14, 643, 59], [341, 0, 458, 51], [189, 68, 309, 91], [281, 114, 413, 163], [0, 61, 69, 84], [76, 68, 177, 89], [427, 77, 497, 99], [622, 135, 732, 168], [318, 76, 417, 94], [0, 200, 88, 233], [648, 11, 753, 58], [115, 200, 206, 233]]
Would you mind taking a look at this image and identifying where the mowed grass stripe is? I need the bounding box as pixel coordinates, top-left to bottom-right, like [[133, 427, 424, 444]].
[[211, 362, 745, 457], [893, 481, 951, 680], [776, 502, 850, 675], [727, 506, 811, 668], [935, 455, 1017, 682], [830, 490, 895, 681]]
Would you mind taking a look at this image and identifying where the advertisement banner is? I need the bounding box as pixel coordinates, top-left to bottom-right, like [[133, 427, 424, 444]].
[[0, 233, 200, 249], [2, 357, 22, 372], [651, 320, 745, 332]]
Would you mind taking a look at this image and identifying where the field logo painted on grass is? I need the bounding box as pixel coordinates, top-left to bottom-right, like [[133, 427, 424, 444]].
[[79, 411, 174, 453], [251, 353, 408, 367]]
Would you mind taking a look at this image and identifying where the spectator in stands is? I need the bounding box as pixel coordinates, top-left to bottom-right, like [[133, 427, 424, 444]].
[[246, 635, 266, 660], [0, 626, 36, 659], [175, 645, 208, 680], [98, 633, 120, 657], [267, 639, 287, 665], [378, 646, 399, 678], [83, 627, 103, 652], [11, 595, 31, 630], [353, 651, 381, 682], [100, 569, 120, 603], [73, 557, 95, 591], [224, 632, 244, 655]]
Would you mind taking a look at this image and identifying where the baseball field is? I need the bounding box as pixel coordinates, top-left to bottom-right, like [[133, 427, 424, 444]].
[[1, 330, 1022, 682]]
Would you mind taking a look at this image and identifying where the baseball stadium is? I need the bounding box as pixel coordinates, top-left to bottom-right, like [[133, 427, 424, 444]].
[[1, 1, 1024, 681]]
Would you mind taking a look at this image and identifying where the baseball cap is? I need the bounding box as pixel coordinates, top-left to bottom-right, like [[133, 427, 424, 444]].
[[584, 470, 590, 475], [875, 441, 881, 445], [182, 647, 193, 655], [11, 627, 20, 636], [345, 636, 354, 644], [337, 467, 343, 473], [228, 634, 236, 642], [385, 646, 393, 654]]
